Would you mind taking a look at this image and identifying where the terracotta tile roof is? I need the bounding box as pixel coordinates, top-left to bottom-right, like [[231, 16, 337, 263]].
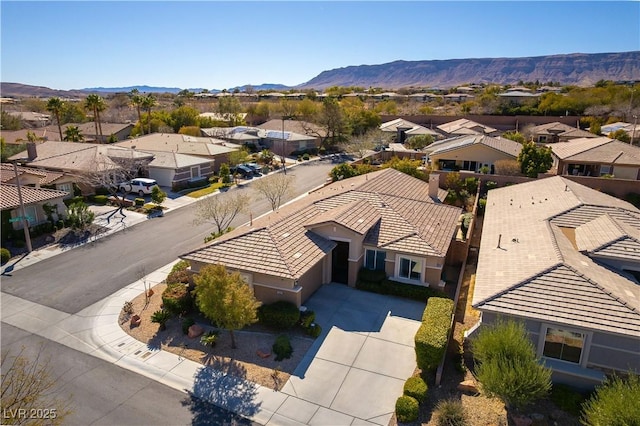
[[473, 175, 640, 337], [549, 137, 640, 165], [0, 164, 65, 185], [182, 168, 461, 278], [426, 135, 521, 158], [115, 133, 240, 156], [1, 184, 69, 209], [437, 118, 497, 136]]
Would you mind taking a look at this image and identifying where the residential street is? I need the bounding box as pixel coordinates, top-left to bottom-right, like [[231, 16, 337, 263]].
[[0, 161, 334, 314]]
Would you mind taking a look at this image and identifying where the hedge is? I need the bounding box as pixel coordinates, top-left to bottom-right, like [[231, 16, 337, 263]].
[[93, 195, 109, 205], [403, 376, 428, 403], [395, 395, 419, 423], [0, 248, 10, 264], [415, 297, 455, 372], [258, 301, 300, 330], [356, 268, 446, 302]]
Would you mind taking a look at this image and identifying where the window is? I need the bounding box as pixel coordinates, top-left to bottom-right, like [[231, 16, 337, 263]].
[[365, 249, 386, 271], [599, 165, 612, 176], [398, 256, 422, 281], [543, 327, 585, 364], [191, 166, 200, 178], [57, 183, 72, 194]]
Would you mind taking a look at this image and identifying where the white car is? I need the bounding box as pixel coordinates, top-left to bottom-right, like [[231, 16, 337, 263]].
[[118, 178, 158, 196]]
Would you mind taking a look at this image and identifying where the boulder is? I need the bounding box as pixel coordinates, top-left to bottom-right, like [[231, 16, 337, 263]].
[[511, 414, 533, 426], [457, 380, 479, 394], [130, 314, 141, 328], [188, 324, 204, 338], [256, 348, 271, 358]]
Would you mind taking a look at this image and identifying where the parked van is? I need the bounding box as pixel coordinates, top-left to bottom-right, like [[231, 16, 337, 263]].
[[118, 178, 158, 196]]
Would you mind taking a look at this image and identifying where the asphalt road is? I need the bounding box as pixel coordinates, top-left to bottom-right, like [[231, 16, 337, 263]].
[[0, 161, 335, 314], [1, 323, 255, 426]]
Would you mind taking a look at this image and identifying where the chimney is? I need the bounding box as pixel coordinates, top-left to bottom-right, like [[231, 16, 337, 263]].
[[428, 173, 440, 199], [26, 142, 37, 161]]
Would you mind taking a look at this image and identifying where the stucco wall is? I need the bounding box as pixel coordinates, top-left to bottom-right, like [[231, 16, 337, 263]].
[[430, 144, 516, 171], [298, 259, 325, 303], [149, 168, 175, 187]]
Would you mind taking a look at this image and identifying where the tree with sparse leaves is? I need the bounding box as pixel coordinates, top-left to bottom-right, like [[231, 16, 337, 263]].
[[252, 172, 295, 211], [193, 264, 261, 349], [517, 141, 553, 178], [1, 346, 72, 425], [193, 191, 249, 235]]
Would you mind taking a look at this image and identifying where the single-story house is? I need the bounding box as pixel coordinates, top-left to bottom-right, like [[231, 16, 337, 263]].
[[8, 141, 154, 193], [425, 134, 522, 173], [7, 111, 50, 127], [548, 136, 640, 180], [527, 121, 596, 143], [496, 90, 540, 104], [114, 133, 240, 173], [142, 150, 215, 189], [437, 118, 499, 137], [0, 163, 75, 197], [1, 184, 68, 231], [380, 118, 440, 143], [181, 169, 461, 307], [472, 176, 640, 389], [256, 120, 323, 155], [599, 121, 639, 144]]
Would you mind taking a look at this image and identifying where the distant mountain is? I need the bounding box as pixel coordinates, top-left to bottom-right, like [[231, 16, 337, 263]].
[[297, 51, 640, 89], [231, 83, 291, 92], [0, 82, 90, 99], [81, 85, 188, 94]]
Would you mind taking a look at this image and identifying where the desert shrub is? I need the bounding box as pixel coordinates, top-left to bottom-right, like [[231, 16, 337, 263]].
[[122, 300, 134, 315], [463, 177, 478, 194], [306, 323, 322, 338], [302, 153, 310, 160], [403, 376, 428, 403], [472, 319, 551, 409], [93, 195, 108, 205], [434, 399, 467, 426], [166, 268, 191, 286], [356, 268, 445, 301], [150, 309, 171, 330], [478, 197, 487, 215], [272, 334, 293, 361], [200, 330, 218, 348], [258, 301, 300, 330], [415, 297, 455, 372], [485, 181, 498, 192], [395, 395, 419, 423], [161, 283, 192, 315], [181, 317, 196, 335], [134, 198, 145, 207], [299, 310, 316, 329], [171, 260, 190, 273], [66, 201, 95, 229], [550, 384, 587, 417], [1, 247, 11, 264], [63, 196, 84, 207], [581, 373, 640, 426]]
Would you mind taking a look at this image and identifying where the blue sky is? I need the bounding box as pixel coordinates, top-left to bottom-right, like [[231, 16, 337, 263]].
[[1, 1, 639, 90]]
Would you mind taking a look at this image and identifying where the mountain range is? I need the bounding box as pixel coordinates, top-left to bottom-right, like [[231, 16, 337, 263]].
[[2, 52, 638, 98]]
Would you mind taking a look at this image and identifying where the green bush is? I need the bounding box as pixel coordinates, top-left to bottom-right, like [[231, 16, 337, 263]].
[[272, 334, 293, 361], [181, 317, 195, 335], [581, 373, 640, 426], [358, 267, 386, 284], [258, 301, 300, 330], [302, 153, 310, 161], [166, 268, 192, 286], [434, 399, 467, 426], [63, 196, 84, 207], [403, 376, 428, 403], [161, 283, 192, 315], [300, 310, 316, 328], [150, 309, 171, 330], [550, 384, 587, 417], [171, 260, 190, 273], [415, 297, 454, 372], [201, 330, 218, 348], [472, 319, 552, 409], [93, 195, 108, 205], [356, 268, 446, 301], [134, 198, 145, 207], [306, 323, 322, 338], [0, 247, 10, 264], [395, 395, 419, 423]]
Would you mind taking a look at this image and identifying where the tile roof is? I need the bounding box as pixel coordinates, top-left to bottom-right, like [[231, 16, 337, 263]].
[[257, 119, 327, 138], [473, 176, 640, 337], [548, 137, 640, 165], [379, 118, 439, 136], [1, 184, 69, 210], [144, 150, 214, 169], [426, 134, 521, 157], [182, 168, 461, 279], [0, 164, 65, 185], [437, 118, 497, 136], [114, 133, 240, 156]]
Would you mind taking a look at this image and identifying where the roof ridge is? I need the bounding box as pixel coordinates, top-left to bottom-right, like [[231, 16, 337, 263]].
[[265, 227, 297, 279]]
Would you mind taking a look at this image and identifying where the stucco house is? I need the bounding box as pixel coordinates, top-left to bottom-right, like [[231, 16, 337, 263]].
[[144, 150, 215, 189], [548, 136, 640, 180], [1, 184, 68, 232], [437, 118, 499, 137], [380, 118, 440, 143], [527, 121, 596, 143], [425, 134, 522, 173], [472, 176, 640, 389], [0, 163, 75, 197], [181, 169, 461, 307]]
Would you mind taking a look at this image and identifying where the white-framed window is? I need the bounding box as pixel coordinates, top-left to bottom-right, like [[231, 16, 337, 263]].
[[397, 255, 422, 281], [191, 166, 200, 178], [599, 165, 612, 176], [364, 249, 386, 271], [542, 326, 586, 364], [57, 182, 72, 194]]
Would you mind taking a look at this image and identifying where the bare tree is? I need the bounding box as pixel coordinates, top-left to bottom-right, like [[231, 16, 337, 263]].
[[1, 346, 72, 425], [193, 191, 250, 235], [340, 129, 388, 158], [252, 172, 295, 211]]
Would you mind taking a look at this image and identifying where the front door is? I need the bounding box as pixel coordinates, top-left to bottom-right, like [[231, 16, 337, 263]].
[[331, 241, 349, 284]]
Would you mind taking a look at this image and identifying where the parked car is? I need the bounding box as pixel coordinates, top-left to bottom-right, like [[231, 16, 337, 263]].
[[231, 165, 253, 179], [243, 163, 262, 176], [118, 178, 159, 196]]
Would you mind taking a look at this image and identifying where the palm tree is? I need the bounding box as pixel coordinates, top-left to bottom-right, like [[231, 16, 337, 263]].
[[46, 97, 65, 141], [63, 126, 84, 142], [84, 94, 106, 142], [129, 89, 144, 135], [141, 94, 157, 135]]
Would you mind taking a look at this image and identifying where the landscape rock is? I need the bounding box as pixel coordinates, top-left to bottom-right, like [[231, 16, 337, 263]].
[[511, 414, 533, 426], [256, 348, 271, 358], [188, 324, 203, 338], [457, 380, 479, 394]]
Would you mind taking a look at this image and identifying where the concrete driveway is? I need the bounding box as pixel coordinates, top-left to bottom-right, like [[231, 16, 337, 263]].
[[280, 284, 425, 425]]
